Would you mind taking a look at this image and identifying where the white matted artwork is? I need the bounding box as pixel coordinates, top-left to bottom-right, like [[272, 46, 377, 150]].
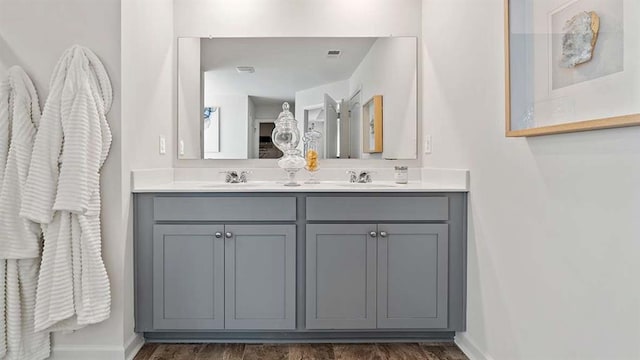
[[506, 0, 640, 136], [550, 0, 624, 90]]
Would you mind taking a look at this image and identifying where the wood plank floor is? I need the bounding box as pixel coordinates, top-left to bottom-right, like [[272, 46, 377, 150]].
[[134, 343, 469, 360]]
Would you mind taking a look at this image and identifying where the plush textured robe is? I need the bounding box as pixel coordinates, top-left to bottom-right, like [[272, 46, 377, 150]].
[[20, 46, 113, 333], [0, 66, 50, 360]]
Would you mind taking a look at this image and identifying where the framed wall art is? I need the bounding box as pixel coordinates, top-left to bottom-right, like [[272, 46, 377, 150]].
[[505, 0, 640, 136]]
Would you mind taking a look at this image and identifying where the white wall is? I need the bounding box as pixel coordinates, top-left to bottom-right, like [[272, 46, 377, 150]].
[[349, 37, 417, 160], [174, 0, 420, 38], [293, 37, 418, 161], [0, 0, 130, 358], [295, 80, 349, 158], [295, 80, 349, 124], [173, 0, 422, 168], [422, 1, 640, 360], [121, 1, 174, 358], [177, 37, 202, 159], [203, 93, 249, 159], [255, 103, 285, 120], [295, 80, 349, 147], [2, 0, 174, 357]]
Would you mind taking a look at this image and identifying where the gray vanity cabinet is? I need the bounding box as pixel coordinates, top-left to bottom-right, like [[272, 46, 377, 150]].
[[153, 225, 225, 330], [377, 224, 449, 329], [224, 225, 296, 330], [136, 192, 467, 341], [305, 224, 378, 329], [152, 223, 296, 330], [306, 223, 450, 330]]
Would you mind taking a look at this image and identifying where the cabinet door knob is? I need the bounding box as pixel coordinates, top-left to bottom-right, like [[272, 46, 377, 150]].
[[225, 232, 233, 238], [379, 231, 388, 238], [215, 232, 223, 238], [369, 231, 378, 238]]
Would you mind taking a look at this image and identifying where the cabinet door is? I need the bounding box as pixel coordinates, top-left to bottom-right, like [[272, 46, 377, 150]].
[[224, 225, 296, 329], [153, 225, 224, 329], [377, 224, 449, 328], [306, 224, 377, 329]]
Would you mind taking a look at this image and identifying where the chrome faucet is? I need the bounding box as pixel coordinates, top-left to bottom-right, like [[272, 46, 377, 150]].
[[223, 170, 249, 183], [347, 170, 373, 183]]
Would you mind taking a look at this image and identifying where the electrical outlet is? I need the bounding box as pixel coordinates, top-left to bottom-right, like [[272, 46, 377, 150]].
[[159, 136, 166, 155], [424, 135, 432, 154]]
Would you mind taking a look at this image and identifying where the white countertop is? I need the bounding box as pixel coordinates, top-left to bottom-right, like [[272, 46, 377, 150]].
[[131, 168, 470, 193], [132, 180, 468, 193]]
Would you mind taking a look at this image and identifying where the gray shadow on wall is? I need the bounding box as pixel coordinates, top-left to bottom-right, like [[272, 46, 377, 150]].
[[526, 126, 640, 157], [0, 34, 20, 73], [0, 34, 46, 111], [524, 125, 640, 219]]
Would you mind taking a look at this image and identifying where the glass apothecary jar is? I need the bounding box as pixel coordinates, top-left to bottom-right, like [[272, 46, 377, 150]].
[[272, 102, 305, 186], [303, 123, 322, 184]]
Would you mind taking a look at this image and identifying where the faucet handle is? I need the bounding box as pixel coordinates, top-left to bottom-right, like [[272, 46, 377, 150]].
[[238, 170, 251, 183], [346, 170, 358, 183], [358, 170, 374, 183], [220, 170, 240, 183]]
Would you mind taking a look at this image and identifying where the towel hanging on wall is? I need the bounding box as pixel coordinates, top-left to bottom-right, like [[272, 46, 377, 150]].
[[0, 66, 50, 360], [20, 45, 113, 333]]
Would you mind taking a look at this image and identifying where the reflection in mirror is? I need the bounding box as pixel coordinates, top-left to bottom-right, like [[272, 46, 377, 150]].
[[177, 37, 417, 160], [363, 95, 383, 154], [203, 107, 220, 156]]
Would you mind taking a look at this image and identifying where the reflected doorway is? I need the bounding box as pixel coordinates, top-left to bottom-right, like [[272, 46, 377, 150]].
[[258, 122, 283, 159]]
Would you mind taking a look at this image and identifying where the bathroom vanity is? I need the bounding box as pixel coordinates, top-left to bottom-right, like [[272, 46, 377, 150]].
[[133, 33, 467, 343], [133, 184, 467, 342]]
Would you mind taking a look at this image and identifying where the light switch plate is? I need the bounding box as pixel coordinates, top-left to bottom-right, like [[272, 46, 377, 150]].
[[424, 135, 432, 154], [159, 136, 166, 155]]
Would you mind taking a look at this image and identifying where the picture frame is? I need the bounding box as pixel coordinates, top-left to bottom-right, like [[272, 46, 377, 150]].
[[505, 0, 640, 137]]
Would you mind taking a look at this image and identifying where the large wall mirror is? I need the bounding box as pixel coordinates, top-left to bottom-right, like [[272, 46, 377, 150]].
[[177, 37, 418, 160]]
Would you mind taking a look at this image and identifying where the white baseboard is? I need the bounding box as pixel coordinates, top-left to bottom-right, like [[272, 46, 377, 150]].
[[50, 345, 126, 360], [49, 334, 144, 360], [455, 333, 495, 360], [125, 333, 145, 360]]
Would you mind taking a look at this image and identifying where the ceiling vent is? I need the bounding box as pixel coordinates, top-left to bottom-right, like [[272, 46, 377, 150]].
[[327, 50, 342, 58], [236, 66, 255, 73]]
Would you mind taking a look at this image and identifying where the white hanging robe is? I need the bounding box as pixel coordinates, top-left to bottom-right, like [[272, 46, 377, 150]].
[[20, 46, 113, 333], [0, 66, 50, 360]]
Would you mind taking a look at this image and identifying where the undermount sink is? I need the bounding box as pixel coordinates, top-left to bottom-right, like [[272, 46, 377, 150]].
[[335, 183, 399, 188], [196, 181, 402, 189], [202, 182, 262, 188]]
